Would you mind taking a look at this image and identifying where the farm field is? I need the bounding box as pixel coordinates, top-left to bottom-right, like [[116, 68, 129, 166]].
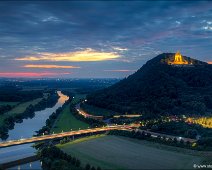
[[58, 135, 205, 170], [0, 102, 19, 106], [0, 98, 43, 126], [51, 103, 89, 133], [6, 98, 43, 115]]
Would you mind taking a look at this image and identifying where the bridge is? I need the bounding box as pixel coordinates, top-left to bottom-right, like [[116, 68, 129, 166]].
[[0, 124, 139, 148]]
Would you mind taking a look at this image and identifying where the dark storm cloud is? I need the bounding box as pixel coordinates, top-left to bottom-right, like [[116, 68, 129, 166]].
[[0, 1, 212, 77]]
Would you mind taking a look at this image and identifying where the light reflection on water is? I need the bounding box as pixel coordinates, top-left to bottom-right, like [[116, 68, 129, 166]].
[[2, 91, 69, 141], [57, 91, 69, 104], [0, 91, 69, 167], [8, 160, 42, 170]]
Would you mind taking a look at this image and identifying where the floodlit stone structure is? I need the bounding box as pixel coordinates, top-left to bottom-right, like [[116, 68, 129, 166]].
[[170, 51, 189, 65]]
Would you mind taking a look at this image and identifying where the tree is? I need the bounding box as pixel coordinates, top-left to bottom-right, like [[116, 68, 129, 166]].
[[71, 157, 76, 165], [186, 141, 191, 146], [180, 139, 184, 145], [85, 164, 91, 170], [91, 166, 96, 170], [76, 159, 81, 167]]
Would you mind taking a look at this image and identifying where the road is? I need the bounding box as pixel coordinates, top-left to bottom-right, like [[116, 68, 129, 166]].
[[75, 103, 141, 120], [75, 103, 104, 120], [137, 129, 197, 143], [75, 104, 196, 143], [0, 125, 139, 148]]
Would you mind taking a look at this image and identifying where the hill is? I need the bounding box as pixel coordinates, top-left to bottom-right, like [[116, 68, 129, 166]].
[[87, 53, 212, 117]]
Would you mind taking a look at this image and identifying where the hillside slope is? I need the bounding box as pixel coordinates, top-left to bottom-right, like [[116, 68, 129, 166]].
[[87, 53, 212, 116]]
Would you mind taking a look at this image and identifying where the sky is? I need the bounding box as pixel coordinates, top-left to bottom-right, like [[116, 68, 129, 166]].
[[0, 1, 211, 78]]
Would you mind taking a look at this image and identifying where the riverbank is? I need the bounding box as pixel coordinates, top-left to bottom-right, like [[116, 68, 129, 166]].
[[0, 91, 69, 167], [51, 103, 89, 133], [0, 91, 59, 140], [0, 155, 39, 169]]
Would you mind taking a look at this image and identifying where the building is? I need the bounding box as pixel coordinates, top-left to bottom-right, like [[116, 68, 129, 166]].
[[170, 51, 189, 65]]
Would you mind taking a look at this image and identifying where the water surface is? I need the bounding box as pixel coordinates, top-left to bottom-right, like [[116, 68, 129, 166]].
[[0, 91, 69, 165]]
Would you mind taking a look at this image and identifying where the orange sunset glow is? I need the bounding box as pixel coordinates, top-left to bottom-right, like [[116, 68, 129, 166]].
[[23, 65, 80, 69], [15, 48, 120, 62]]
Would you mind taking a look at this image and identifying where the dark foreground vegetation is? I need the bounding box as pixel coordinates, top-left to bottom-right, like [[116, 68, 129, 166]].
[[39, 146, 102, 170], [0, 85, 43, 102], [0, 105, 12, 115], [87, 53, 212, 117]]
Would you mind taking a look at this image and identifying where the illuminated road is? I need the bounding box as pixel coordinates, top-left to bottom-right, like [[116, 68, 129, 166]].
[[75, 103, 103, 120], [75, 103, 141, 120], [0, 125, 139, 148], [137, 129, 197, 143]]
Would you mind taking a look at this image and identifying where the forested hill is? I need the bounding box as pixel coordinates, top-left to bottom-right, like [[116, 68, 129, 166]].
[[87, 53, 212, 117]]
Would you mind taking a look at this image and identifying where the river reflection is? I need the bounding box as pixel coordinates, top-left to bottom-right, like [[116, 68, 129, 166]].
[[0, 91, 69, 166], [4, 91, 69, 141]]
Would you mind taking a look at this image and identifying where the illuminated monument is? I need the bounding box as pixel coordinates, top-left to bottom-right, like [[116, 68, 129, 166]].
[[170, 51, 188, 65]]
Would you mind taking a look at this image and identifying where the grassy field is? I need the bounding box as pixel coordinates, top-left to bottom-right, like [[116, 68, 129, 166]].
[[51, 103, 89, 133], [6, 98, 43, 115], [81, 103, 119, 117], [0, 98, 43, 126], [0, 102, 19, 106], [51, 93, 88, 133], [58, 135, 206, 170]]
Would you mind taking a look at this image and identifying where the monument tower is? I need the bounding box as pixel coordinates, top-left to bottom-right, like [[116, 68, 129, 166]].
[[171, 51, 188, 65]]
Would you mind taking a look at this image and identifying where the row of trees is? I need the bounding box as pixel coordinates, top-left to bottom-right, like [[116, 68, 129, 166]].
[[108, 130, 206, 150], [110, 116, 140, 125], [0, 105, 12, 115], [0, 86, 43, 102], [141, 120, 212, 140], [36, 97, 70, 136], [39, 146, 101, 170]]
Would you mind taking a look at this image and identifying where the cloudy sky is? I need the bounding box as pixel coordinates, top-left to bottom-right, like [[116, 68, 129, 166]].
[[0, 1, 211, 78]]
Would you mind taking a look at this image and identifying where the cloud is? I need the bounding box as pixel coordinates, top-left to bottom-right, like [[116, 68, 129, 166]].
[[202, 26, 212, 31], [112, 47, 128, 51], [104, 69, 136, 72], [15, 48, 120, 62], [42, 16, 61, 23], [208, 62, 212, 64], [23, 64, 80, 69], [0, 72, 71, 78], [0, 1, 212, 78]]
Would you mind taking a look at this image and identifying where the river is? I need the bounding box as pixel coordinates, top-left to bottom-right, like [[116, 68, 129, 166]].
[[0, 91, 69, 169]]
